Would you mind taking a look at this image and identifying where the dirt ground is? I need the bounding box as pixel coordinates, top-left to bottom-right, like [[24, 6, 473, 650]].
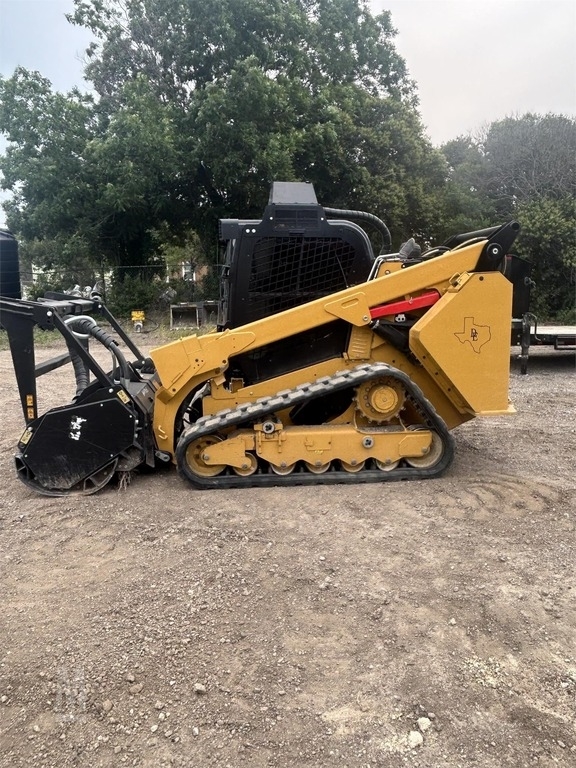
[[0, 336, 574, 768]]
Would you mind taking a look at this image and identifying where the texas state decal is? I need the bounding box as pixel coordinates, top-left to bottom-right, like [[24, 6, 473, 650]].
[[454, 317, 491, 353]]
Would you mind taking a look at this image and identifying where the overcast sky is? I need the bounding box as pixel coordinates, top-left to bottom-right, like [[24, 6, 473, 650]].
[[1, 0, 574, 143], [376, 0, 575, 143], [0, 0, 574, 225]]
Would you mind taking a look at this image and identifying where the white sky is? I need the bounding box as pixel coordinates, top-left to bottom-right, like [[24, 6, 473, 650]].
[[0, 0, 575, 225], [0, 0, 93, 92], [375, 0, 576, 143], [1, 0, 574, 143]]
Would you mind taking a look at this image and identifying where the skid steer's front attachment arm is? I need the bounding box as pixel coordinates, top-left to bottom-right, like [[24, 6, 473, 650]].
[[0, 293, 147, 424]]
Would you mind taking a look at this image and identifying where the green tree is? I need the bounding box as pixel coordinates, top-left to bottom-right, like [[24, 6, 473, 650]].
[[438, 136, 494, 236], [0, 70, 192, 285], [69, 0, 412, 103], [1, 0, 449, 290], [0, 70, 95, 243], [66, 0, 439, 246], [514, 197, 576, 322], [440, 114, 576, 320], [481, 115, 575, 320], [82, 76, 191, 276], [482, 114, 576, 215]]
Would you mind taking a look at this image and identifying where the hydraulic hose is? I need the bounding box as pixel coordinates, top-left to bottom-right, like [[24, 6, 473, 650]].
[[323, 207, 392, 255], [64, 315, 97, 398], [66, 341, 90, 398], [65, 317, 132, 396]]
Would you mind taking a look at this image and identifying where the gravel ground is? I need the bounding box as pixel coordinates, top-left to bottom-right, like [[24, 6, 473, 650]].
[[0, 339, 574, 768]]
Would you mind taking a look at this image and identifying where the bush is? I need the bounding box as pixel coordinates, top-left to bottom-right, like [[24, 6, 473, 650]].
[[25, 275, 67, 301], [106, 275, 165, 317]]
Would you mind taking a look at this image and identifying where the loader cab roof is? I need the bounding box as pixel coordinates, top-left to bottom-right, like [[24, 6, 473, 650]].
[[268, 181, 318, 205]]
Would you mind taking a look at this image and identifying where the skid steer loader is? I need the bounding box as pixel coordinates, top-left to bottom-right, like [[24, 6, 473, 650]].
[[1, 184, 522, 495]]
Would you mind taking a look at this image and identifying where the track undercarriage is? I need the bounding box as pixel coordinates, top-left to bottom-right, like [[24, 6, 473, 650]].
[[175, 363, 454, 488]]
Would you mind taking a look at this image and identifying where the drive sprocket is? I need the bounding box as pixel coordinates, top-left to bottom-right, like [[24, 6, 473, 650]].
[[355, 377, 405, 422]]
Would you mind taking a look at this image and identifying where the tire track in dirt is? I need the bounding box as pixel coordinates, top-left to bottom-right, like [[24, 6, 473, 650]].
[[431, 474, 566, 520]]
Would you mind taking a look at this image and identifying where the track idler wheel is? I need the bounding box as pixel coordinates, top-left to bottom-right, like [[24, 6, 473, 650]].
[[340, 460, 365, 473], [375, 459, 400, 472], [270, 462, 297, 475], [183, 435, 226, 477], [405, 431, 443, 469], [305, 461, 331, 474]]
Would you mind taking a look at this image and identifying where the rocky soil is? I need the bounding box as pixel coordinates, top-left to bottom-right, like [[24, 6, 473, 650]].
[[0, 338, 574, 768]]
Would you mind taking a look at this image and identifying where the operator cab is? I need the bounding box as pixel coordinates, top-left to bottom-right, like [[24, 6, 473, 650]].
[[217, 181, 389, 329]]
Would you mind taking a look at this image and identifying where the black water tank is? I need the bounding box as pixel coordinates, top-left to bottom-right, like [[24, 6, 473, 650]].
[[0, 230, 21, 298]]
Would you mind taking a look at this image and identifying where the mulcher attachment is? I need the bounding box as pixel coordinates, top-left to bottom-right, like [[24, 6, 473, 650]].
[[1, 292, 158, 496], [16, 388, 145, 495]]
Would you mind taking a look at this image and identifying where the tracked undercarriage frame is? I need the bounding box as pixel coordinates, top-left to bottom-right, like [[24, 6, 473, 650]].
[[175, 363, 455, 488]]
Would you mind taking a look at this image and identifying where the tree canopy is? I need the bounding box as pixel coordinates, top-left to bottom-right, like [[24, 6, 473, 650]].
[[69, 0, 413, 103], [0, 1, 574, 321], [442, 114, 576, 321], [1, 0, 445, 295]]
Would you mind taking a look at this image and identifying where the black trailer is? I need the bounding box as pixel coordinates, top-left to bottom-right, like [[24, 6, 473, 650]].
[[528, 324, 576, 349]]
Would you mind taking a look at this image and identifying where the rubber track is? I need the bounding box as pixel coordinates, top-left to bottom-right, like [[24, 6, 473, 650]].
[[175, 363, 455, 489]]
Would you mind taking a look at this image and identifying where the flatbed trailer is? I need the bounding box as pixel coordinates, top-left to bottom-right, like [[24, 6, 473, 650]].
[[512, 315, 575, 373], [529, 325, 576, 349]]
